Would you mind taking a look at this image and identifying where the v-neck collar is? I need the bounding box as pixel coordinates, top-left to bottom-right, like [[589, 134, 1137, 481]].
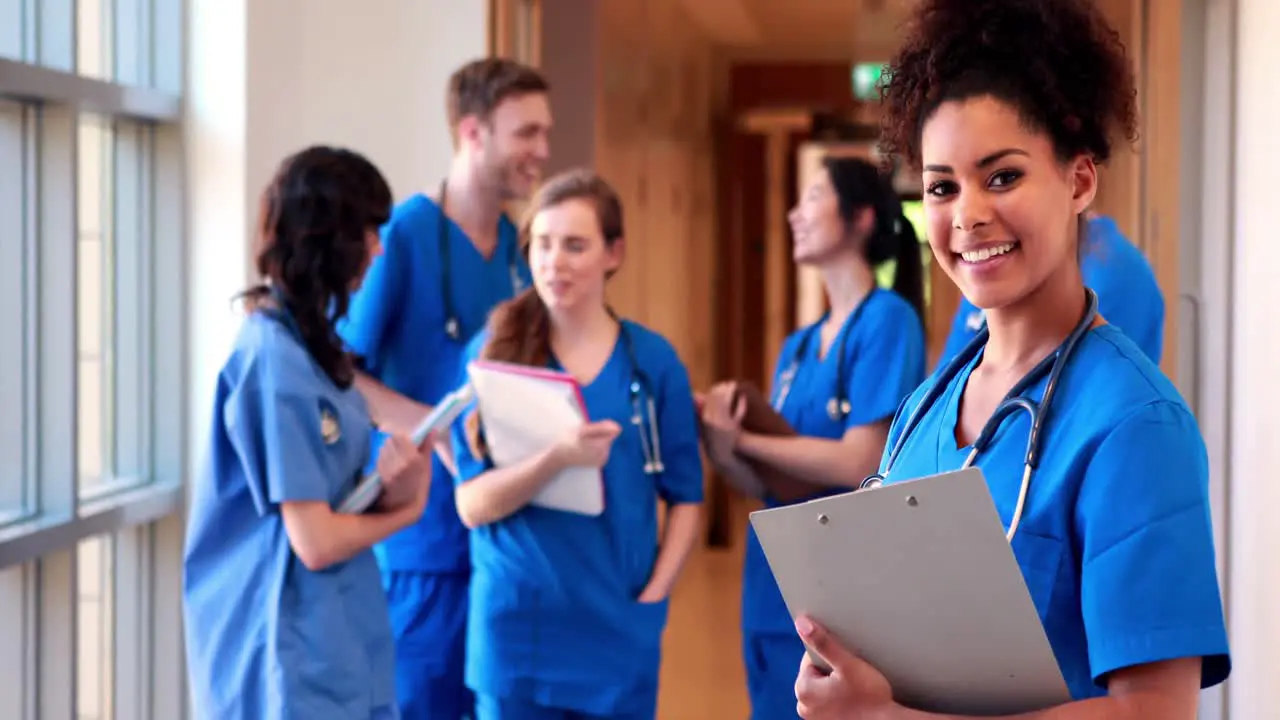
[[549, 322, 625, 390], [429, 194, 515, 268], [940, 348, 983, 458]]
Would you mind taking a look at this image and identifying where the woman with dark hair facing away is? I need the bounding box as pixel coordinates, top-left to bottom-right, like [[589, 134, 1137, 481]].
[[182, 146, 434, 719], [791, 1, 1231, 718], [448, 168, 704, 720], [699, 155, 926, 719]]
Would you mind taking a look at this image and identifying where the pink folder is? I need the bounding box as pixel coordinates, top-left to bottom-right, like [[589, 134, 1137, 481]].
[[466, 359, 605, 516]]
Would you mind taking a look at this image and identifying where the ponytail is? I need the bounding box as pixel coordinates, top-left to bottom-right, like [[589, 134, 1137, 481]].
[[464, 287, 552, 458], [822, 156, 926, 322], [889, 213, 926, 322]]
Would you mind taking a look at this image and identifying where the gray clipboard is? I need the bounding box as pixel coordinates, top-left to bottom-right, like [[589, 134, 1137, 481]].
[[749, 467, 1072, 716]]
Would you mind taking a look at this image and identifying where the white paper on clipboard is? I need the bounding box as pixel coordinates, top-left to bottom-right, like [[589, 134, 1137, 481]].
[[466, 359, 604, 516], [749, 467, 1071, 716]]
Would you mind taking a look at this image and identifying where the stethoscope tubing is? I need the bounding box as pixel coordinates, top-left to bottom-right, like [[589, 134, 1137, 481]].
[[859, 289, 1099, 543], [438, 180, 523, 341]]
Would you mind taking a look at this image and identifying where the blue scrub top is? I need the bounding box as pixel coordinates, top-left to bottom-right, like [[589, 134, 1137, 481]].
[[742, 288, 926, 638], [936, 215, 1165, 369], [880, 325, 1230, 699], [450, 320, 705, 717], [183, 311, 398, 719], [338, 194, 532, 573]]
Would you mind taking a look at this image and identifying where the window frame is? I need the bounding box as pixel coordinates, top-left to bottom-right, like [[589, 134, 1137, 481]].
[[0, 1, 189, 718]]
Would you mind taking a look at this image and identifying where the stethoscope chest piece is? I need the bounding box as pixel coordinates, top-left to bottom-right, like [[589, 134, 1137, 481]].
[[627, 366, 665, 476], [826, 397, 851, 422]]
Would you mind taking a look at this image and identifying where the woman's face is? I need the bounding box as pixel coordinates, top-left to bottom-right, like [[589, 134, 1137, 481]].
[[788, 167, 867, 265], [528, 197, 621, 314], [920, 95, 1096, 311]]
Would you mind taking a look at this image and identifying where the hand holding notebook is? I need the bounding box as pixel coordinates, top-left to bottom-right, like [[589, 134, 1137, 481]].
[[466, 359, 608, 516], [337, 385, 476, 514], [702, 380, 823, 502]]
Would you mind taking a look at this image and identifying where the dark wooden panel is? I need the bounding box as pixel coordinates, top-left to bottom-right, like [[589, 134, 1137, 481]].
[[729, 62, 856, 113], [706, 126, 767, 549]]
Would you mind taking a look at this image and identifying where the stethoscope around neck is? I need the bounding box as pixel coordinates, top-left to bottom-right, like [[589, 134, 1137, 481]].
[[606, 309, 665, 476], [858, 289, 1100, 543], [438, 180, 525, 341], [772, 292, 873, 422]]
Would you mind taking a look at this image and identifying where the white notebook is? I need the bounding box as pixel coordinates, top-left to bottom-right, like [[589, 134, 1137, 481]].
[[749, 467, 1071, 716], [466, 359, 605, 516]]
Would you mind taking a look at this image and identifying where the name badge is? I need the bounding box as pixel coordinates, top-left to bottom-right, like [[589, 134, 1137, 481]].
[[319, 401, 341, 445]]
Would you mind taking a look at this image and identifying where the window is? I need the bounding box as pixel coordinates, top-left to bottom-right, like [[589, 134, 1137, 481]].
[[78, 535, 116, 720], [0, 1, 188, 717], [0, 98, 32, 524]]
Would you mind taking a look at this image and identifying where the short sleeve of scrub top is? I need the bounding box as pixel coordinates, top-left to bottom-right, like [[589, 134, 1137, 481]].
[[1075, 400, 1230, 688], [650, 340, 704, 505], [840, 292, 926, 431], [225, 379, 340, 512]]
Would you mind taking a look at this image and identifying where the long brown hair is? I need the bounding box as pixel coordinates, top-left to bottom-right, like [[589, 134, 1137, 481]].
[[240, 146, 393, 388], [465, 168, 624, 457]]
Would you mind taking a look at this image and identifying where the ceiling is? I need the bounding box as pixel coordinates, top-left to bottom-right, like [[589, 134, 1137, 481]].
[[675, 0, 913, 62]]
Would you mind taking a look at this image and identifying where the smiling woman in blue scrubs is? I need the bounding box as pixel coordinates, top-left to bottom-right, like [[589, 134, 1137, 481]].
[[936, 211, 1165, 368], [791, 2, 1231, 718], [183, 146, 434, 718], [699, 156, 926, 720], [448, 169, 704, 720]]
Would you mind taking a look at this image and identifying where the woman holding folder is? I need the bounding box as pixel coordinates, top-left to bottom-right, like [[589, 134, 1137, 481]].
[[182, 146, 434, 718], [700, 156, 927, 720], [791, 1, 1231, 718], [448, 168, 704, 720]]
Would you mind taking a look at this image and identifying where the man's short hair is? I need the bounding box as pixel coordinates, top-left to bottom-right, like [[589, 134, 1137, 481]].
[[447, 58, 550, 132]]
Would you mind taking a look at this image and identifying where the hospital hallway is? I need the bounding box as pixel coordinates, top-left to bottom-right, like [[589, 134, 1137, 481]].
[[3, 0, 1280, 718]]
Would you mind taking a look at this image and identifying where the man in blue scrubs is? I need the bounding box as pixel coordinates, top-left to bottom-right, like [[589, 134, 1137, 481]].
[[338, 58, 551, 720], [935, 213, 1165, 368]]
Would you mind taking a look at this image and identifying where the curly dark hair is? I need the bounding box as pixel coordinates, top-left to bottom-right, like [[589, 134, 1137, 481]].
[[878, 0, 1140, 169], [244, 145, 393, 388]]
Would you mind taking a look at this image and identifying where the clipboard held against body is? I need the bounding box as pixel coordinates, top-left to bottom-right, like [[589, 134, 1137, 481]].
[[465, 359, 605, 516], [749, 467, 1071, 716]]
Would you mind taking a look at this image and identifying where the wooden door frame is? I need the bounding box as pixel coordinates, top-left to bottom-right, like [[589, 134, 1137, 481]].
[[488, 0, 543, 65], [1136, 0, 1183, 380]]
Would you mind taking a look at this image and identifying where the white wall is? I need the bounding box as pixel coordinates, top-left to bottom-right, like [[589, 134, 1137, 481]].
[[1229, 0, 1280, 715], [186, 0, 488, 490]]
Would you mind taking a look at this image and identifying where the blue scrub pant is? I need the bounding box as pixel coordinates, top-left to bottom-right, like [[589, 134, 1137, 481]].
[[744, 631, 805, 720], [474, 692, 658, 720], [384, 570, 473, 720]]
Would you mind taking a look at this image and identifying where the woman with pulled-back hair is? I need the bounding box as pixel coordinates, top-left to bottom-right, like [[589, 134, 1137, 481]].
[[790, 1, 1231, 718], [448, 168, 705, 720], [699, 154, 926, 719], [183, 145, 433, 719]]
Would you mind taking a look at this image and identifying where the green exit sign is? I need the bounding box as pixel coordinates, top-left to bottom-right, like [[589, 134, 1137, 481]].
[[852, 62, 887, 101]]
